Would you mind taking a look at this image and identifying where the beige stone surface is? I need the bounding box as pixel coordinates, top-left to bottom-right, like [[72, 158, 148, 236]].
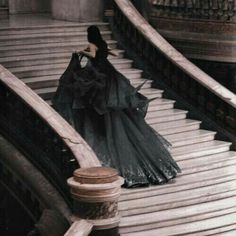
[[9, 0, 50, 14], [52, 0, 104, 22]]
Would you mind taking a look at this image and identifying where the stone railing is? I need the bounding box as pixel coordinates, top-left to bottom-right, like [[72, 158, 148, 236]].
[[0, 64, 100, 204], [0, 65, 123, 235], [111, 0, 236, 146], [151, 0, 236, 21]]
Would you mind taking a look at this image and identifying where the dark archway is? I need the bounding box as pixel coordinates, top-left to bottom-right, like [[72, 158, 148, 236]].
[[0, 134, 71, 235], [0, 186, 34, 236]]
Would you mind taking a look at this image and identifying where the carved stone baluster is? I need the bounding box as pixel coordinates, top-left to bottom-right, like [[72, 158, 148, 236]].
[[221, 0, 228, 19], [171, 0, 178, 16], [210, 0, 217, 18], [197, 85, 206, 110], [226, 108, 236, 129], [228, 0, 235, 17], [67, 167, 124, 236], [170, 66, 179, 89], [216, 104, 226, 123], [157, 0, 165, 16], [188, 79, 198, 105], [206, 93, 217, 116], [180, 74, 189, 98], [185, 0, 192, 17], [202, 0, 210, 18]]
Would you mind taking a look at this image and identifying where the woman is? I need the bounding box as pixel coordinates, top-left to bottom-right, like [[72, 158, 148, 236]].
[[53, 25, 181, 187]]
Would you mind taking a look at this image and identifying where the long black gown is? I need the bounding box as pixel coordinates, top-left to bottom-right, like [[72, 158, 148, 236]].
[[52, 47, 181, 188]]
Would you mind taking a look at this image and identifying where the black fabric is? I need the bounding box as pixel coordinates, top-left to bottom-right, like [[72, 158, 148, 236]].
[[52, 51, 181, 188]]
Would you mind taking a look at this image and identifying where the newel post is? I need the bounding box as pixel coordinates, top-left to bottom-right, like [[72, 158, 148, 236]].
[[67, 167, 124, 236]]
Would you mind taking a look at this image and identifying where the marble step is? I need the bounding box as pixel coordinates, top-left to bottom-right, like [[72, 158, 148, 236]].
[[151, 119, 202, 135], [164, 129, 216, 147], [121, 152, 236, 199], [11, 64, 141, 79], [213, 229, 236, 236], [20, 59, 132, 88], [128, 79, 153, 88], [171, 140, 231, 160], [120, 177, 236, 219], [130, 82, 153, 90], [45, 95, 172, 111], [121, 166, 236, 204], [0, 31, 112, 46], [140, 89, 163, 99], [146, 109, 188, 124], [119, 178, 236, 214], [180, 154, 236, 175], [34, 72, 144, 99], [0, 40, 118, 57], [119, 68, 143, 79], [0, 29, 111, 41], [0, 22, 109, 35], [34, 87, 58, 100], [0, 50, 125, 67], [120, 196, 236, 234], [5, 57, 131, 71], [120, 210, 236, 235], [147, 98, 175, 111], [178, 151, 236, 170], [131, 83, 152, 90], [130, 79, 152, 88]]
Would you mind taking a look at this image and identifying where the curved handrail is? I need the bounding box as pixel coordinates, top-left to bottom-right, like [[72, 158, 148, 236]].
[[0, 64, 101, 168], [115, 0, 236, 109]]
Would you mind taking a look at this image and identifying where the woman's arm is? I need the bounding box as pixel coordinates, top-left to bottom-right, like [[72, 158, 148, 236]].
[[79, 43, 97, 58]]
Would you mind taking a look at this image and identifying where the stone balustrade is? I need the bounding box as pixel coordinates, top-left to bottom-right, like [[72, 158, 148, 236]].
[[109, 0, 236, 148], [151, 0, 236, 21]]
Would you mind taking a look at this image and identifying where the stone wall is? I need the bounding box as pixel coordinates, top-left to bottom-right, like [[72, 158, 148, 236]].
[[9, 0, 51, 14], [52, 0, 104, 22]]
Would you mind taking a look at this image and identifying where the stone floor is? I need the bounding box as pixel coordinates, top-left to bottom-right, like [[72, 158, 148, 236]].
[[0, 13, 88, 28]]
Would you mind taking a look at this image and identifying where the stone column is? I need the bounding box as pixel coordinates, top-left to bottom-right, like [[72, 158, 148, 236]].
[[51, 0, 105, 22], [67, 167, 124, 236]]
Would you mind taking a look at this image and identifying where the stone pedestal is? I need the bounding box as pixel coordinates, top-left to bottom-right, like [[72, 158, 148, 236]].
[[51, 0, 104, 22], [67, 167, 124, 236]]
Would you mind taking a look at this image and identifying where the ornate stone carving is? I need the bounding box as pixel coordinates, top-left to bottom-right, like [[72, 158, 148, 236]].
[[67, 167, 124, 232], [151, 0, 236, 20], [73, 201, 118, 220]]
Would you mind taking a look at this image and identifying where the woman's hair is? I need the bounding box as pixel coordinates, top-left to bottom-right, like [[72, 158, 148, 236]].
[[87, 25, 106, 49]]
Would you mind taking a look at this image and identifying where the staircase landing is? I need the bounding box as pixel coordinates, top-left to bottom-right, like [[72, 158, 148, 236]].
[[1, 14, 236, 236]]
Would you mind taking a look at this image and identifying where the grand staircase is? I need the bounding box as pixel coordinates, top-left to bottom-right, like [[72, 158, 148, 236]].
[[1, 17, 236, 235]]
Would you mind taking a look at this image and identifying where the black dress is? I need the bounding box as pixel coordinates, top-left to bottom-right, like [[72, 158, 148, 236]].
[[52, 46, 181, 188]]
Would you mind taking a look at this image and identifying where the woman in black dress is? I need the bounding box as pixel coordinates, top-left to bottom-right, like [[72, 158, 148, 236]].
[[53, 25, 181, 187]]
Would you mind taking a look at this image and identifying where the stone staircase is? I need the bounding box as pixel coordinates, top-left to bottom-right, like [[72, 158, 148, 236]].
[[0, 19, 236, 236]]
